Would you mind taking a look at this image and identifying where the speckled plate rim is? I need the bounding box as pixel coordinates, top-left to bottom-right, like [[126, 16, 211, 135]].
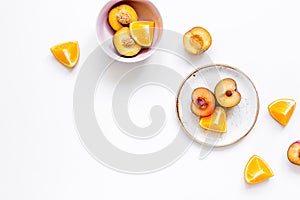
[[175, 63, 260, 147]]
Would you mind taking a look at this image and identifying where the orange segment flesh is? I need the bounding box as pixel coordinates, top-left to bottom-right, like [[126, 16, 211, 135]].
[[268, 98, 296, 126], [130, 21, 155, 47], [244, 155, 274, 184], [50, 41, 79, 68], [199, 107, 226, 133]]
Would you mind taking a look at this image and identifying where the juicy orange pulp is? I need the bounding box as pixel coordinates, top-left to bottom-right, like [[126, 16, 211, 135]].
[[50, 41, 79, 68], [268, 98, 296, 126], [199, 107, 226, 133], [130, 21, 155, 47], [244, 155, 274, 184]]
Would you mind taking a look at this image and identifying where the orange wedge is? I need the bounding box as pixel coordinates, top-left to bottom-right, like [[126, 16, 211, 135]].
[[244, 155, 274, 184], [129, 21, 155, 47], [50, 41, 79, 68], [268, 98, 296, 126], [199, 106, 226, 133]]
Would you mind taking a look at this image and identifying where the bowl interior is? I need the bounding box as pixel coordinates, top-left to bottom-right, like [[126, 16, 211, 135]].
[[96, 0, 163, 62]]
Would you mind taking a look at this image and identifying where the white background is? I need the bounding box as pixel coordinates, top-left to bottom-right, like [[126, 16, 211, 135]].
[[1, 0, 300, 199]]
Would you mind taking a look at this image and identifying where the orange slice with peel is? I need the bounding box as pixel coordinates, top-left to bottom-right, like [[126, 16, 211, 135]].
[[199, 106, 226, 133], [268, 98, 296, 126], [50, 41, 79, 68], [244, 155, 274, 184], [130, 21, 155, 47]]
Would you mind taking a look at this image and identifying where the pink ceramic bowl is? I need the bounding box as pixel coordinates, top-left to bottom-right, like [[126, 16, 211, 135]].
[[96, 0, 163, 62]]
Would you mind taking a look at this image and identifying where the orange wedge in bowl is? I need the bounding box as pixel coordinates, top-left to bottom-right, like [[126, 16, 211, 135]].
[[130, 21, 155, 47], [50, 41, 80, 68], [244, 155, 274, 184], [268, 98, 296, 126]]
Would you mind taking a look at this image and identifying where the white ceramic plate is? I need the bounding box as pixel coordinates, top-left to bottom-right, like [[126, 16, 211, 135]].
[[176, 64, 259, 147]]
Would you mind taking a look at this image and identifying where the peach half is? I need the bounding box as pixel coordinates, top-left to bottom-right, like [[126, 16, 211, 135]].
[[191, 87, 215, 117], [214, 78, 241, 108]]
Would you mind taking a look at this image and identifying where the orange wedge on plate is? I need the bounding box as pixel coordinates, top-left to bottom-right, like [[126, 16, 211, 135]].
[[268, 98, 296, 126], [199, 106, 226, 133], [244, 155, 274, 184], [50, 41, 79, 68], [130, 21, 155, 47]]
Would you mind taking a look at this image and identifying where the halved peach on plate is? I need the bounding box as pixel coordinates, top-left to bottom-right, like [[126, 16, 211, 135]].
[[214, 78, 241, 108], [191, 87, 215, 117]]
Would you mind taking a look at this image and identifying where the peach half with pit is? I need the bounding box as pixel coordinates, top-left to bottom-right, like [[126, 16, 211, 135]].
[[108, 4, 138, 31], [191, 87, 216, 117], [113, 27, 142, 57], [183, 26, 212, 55], [214, 78, 241, 108]]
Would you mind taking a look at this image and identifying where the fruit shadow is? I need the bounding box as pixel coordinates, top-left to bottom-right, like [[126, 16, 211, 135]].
[[197, 132, 254, 161], [287, 162, 300, 174], [48, 54, 74, 74], [263, 111, 286, 131], [197, 132, 237, 160], [243, 178, 272, 189], [182, 51, 210, 67]]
